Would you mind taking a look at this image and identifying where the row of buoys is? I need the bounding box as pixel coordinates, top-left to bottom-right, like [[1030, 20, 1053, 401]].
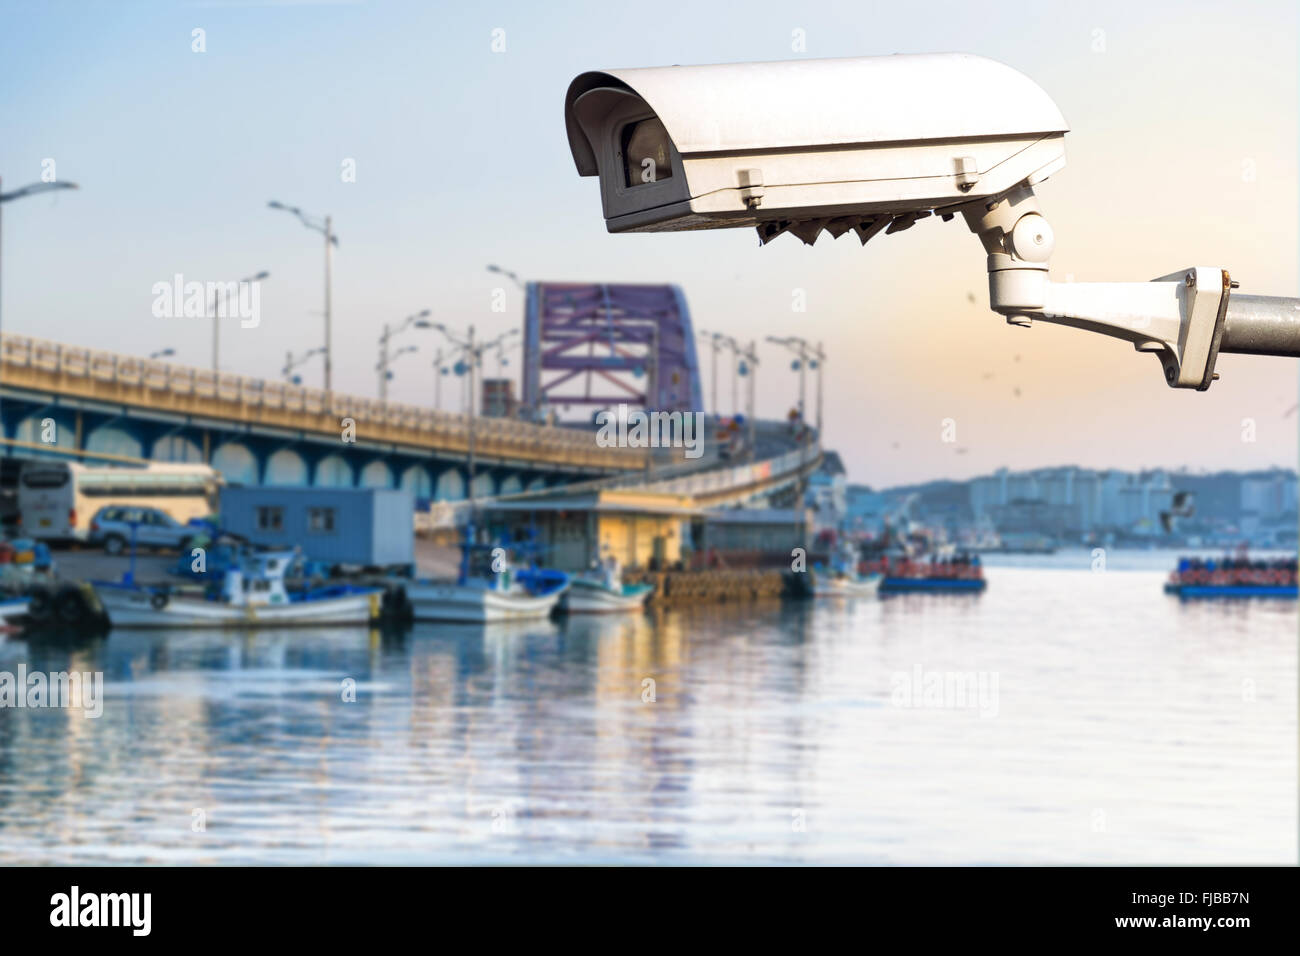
[[626, 569, 786, 604]]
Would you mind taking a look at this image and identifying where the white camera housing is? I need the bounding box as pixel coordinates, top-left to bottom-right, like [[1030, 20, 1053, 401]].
[[565, 53, 1069, 241]]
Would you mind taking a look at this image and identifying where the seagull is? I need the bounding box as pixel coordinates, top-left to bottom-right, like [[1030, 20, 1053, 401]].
[[1160, 491, 1195, 534]]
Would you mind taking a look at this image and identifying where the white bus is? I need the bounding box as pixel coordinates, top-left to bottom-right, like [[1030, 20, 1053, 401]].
[[16, 460, 222, 541]]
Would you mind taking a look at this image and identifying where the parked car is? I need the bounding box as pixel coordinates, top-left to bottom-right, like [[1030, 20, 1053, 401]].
[[88, 506, 197, 554]]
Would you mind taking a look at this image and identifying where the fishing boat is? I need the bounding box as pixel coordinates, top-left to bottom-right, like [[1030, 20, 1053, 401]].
[[406, 568, 570, 623], [879, 575, 987, 594], [863, 550, 987, 594], [563, 558, 654, 614], [812, 570, 882, 598], [93, 549, 384, 628], [1164, 553, 1297, 599], [405, 525, 571, 624], [858, 524, 988, 595], [809, 539, 883, 599]]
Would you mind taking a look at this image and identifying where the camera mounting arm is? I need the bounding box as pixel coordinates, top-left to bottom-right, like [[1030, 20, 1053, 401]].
[[963, 185, 1300, 389]]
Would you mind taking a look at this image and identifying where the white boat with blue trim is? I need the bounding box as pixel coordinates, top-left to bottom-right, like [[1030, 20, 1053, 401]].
[[812, 570, 882, 599], [563, 558, 653, 614], [407, 567, 570, 623], [93, 550, 383, 628]]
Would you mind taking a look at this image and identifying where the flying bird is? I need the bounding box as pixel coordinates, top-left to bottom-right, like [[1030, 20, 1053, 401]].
[[1160, 491, 1195, 534]]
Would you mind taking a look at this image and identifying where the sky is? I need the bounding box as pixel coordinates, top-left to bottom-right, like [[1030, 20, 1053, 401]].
[[0, 0, 1296, 486]]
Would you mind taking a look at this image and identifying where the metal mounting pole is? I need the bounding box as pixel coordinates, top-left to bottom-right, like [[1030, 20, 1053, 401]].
[[1219, 295, 1300, 356]]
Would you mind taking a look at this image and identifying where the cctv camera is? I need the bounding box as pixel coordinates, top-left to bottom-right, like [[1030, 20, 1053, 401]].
[[565, 52, 1300, 389], [565, 53, 1068, 244]]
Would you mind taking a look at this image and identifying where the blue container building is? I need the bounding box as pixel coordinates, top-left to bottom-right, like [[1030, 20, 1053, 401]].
[[218, 486, 415, 570]]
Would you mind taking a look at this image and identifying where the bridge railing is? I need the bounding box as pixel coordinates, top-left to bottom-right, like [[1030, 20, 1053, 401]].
[[638, 444, 819, 500], [1, 333, 645, 471], [487, 423, 821, 510]]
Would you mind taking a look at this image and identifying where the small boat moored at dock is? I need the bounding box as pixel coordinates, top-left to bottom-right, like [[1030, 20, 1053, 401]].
[[406, 528, 571, 623], [93, 549, 384, 628], [563, 558, 653, 613], [407, 568, 570, 623], [812, 570, 882, 598]]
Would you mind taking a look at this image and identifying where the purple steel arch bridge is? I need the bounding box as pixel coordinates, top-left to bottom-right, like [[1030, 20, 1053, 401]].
[[522, 282, 703, 417]]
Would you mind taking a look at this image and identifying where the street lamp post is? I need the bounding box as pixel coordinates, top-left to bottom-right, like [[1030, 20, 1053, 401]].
[[377, 309, 431, 401], [698, 330, 726, 415], [815, 339, 824, 437], [282, 347, 325, 384], [492, 338, 520, 380], [432, 348, 445, 411], [268, 201, 337, 391], [149, 348, 175, 360], [716, 334, 743, 416], [433, 323, 519, 514], [211, 270, 269, 373], [486, 263, 525, 290], [739, 339, 759, 455], [0, 176, 79, 435], [377, 345, 418, 400], [732, 341, 740, 416], [767, 335, 826, 434]]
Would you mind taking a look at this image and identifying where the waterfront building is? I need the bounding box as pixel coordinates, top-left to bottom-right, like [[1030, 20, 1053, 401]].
[[220, 486, 415, 568]]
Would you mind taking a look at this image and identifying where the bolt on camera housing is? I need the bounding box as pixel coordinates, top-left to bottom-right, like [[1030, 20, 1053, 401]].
[[565, 53, 1300, 390]]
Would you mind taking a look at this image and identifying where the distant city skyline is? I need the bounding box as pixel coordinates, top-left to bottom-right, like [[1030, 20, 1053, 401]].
[[873, 462, 1299, 494], [0, 0, 1294, 487]]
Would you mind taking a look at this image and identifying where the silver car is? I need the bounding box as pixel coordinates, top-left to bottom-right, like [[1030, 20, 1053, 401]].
[[88, 506, 196, 555]]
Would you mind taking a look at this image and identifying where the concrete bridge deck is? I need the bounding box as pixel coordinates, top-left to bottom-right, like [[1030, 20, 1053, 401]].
[[0, 333, 646, 475]]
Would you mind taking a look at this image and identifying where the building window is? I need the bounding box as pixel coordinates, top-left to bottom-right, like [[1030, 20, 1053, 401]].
[[256, 506, 284, 531], [308, 507, 336, 533]]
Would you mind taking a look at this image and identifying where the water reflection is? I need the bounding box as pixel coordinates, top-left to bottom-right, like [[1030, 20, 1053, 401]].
[[0, 569, 1293, 864]]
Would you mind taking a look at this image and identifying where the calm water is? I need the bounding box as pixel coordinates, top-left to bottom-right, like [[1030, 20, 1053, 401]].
[[1, 553, 1295, 864]]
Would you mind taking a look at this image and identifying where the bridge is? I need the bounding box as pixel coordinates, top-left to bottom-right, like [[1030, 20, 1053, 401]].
[[522, 282, 703, 415], [0, 333, 647, 502], [1, 280, 820, 511]]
